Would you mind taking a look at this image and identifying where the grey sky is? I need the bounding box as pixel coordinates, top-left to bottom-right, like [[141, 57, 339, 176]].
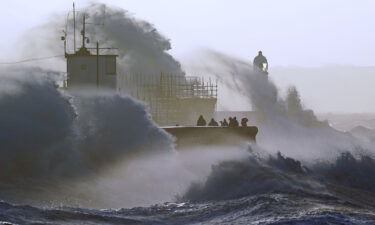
[[0, 0, 374, 112]]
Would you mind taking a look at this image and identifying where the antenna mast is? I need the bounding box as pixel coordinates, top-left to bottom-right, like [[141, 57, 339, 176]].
[[82, 14, 86, 48], [73, 2, 76, 52]]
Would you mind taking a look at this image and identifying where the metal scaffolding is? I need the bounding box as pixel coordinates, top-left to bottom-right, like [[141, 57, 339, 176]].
[[118, 73, 218, 125]]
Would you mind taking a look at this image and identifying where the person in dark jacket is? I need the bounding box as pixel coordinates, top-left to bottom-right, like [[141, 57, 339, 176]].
[[208, 118, 219, 126], [229, 116, 239, 127], [228, 117, 233, 127], [197, 115, 207, 126], [221, 118, 229, 126], [233, 117, 239, 127], [241, 117, 249, 127], [253, 51, 268, 75]]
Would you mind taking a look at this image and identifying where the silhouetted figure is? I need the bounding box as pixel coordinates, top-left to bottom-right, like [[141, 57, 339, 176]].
[[253, 51, 268, 74], [241, 118, 249, 127], [197, 115, 207, 126], [233, 117, 239, 127], [228, 117, 233, 127], [222, 119, 229, 127], [208, 118, 219, 126], [229, 116, 239, 127]]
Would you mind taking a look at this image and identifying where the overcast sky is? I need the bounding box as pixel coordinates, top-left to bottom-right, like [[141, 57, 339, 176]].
[[0, 0, 374, 112]]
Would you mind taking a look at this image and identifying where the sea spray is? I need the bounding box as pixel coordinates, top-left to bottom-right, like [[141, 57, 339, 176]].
[[182, 145, 326, 202], [84, 3, 184, 76], [72, 90, 172, 169], [180, 50, 375, 203], [0, 67, 251, 208], [88, 147, 249, 208], [0, 67, 178, 206], [183, 50, 369, 160], [0, 67, 77, 179], [0, 66, 172, 178], [182, 145, 375, 203], [18, 3, 184, 77]]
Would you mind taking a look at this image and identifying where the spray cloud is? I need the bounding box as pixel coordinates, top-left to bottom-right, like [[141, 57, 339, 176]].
[[183, 50, 371, 160]]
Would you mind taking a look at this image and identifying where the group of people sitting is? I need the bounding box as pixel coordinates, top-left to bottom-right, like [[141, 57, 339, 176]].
[[196, 115, 249, 127]]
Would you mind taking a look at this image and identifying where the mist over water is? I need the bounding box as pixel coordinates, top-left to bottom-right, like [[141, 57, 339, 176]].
[[0, 67, 249, 208], [0, 67, 181, 207], [183, 50, 373, 161], [0, 67, 77, 180], [0, 3, 251, 209], [1, 3, 375, 224], [179, 50, 375, 207], [18, 3, 184, 77], [83, 3, 184, 76], [182, 143, 375, 201]]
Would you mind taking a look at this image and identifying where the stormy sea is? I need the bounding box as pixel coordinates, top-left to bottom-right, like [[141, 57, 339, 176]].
[[1, 3, 375, 225], [2, 65, 375, 225]]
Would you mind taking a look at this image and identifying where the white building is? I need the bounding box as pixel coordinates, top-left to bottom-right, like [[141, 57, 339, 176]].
[[62, 10, 216, 126], [63, 12, 117, 91], [66, 46, 117, 90]]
